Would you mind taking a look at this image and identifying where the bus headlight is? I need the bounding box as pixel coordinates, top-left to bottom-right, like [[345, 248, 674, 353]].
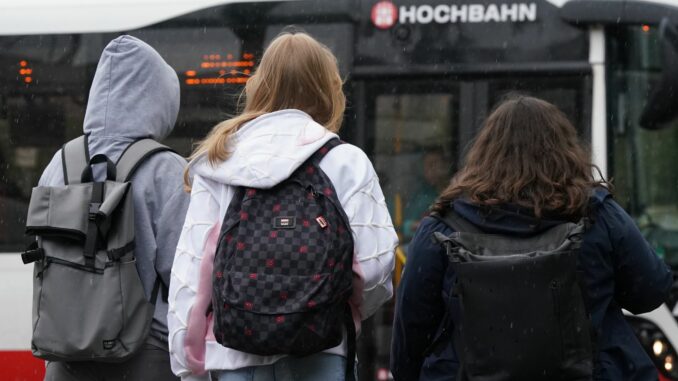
[[628, 317, 678, 380]]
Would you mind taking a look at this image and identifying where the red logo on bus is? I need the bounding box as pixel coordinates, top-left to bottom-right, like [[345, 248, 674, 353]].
[[371, 1, 398, 29]]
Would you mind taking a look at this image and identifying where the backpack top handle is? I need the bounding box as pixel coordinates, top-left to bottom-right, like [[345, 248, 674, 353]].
[[80, 154, 117, 184]]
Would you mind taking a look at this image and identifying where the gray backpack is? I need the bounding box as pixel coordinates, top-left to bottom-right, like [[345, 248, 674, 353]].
[[22, 135, 172, 362]]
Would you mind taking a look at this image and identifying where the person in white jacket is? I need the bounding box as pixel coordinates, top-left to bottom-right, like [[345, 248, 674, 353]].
[[168, 31, 398, 381]]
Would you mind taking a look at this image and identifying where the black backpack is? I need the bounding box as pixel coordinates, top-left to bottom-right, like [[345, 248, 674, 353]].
[[212, 138, 356, 377], [433, 210, 594, 381]]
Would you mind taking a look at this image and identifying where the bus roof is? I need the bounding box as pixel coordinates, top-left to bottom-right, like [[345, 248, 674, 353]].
[[1, 0, 678, 36], [0, 0, 293, 36]]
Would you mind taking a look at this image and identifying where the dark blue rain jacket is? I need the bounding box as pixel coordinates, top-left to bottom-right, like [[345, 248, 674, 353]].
[[391, 189, 673, 381]]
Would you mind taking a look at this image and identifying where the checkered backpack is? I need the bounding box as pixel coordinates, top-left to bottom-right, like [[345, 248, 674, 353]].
[[212, 139, 356, 366]]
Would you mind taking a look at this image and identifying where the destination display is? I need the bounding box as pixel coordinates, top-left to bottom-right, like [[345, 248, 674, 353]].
[[184, 53, 254, 86]]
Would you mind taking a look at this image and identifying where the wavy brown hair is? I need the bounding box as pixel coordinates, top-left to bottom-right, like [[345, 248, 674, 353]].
[[432, 95, 610, 219]]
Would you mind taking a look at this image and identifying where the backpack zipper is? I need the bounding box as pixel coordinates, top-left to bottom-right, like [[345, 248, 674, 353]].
[[306, 184, 347, 221], [44, 256, 106, 274]]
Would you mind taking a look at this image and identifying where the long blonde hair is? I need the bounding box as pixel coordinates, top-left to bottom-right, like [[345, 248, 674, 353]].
[[183, 31, 346, 191]]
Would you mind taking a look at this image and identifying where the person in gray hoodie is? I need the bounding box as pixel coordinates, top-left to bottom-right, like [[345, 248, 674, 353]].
[[39, 35, 189, 380]]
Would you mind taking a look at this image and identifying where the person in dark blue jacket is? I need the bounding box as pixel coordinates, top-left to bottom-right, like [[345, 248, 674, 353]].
[[391, 95, 673, 381]]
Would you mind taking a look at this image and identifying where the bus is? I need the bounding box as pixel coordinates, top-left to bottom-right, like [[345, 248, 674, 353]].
[[2, 0, 678, 379]]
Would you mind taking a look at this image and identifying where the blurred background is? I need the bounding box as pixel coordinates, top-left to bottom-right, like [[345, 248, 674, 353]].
[[3, 0, 678, 379]]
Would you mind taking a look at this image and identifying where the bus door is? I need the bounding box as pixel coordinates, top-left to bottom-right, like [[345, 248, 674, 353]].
[[354, 73, 591, 249], [350, 72, 591, 379], [347, 77, 460, 379], [357, 79, 460, 243]]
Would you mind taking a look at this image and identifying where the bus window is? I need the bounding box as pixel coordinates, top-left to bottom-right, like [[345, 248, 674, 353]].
[[129, 26, 245, 154], [366, 81, 459, 245], [487, 75, 592, 138], [0, 34, 107, 252], [607, 24, 678, 380]]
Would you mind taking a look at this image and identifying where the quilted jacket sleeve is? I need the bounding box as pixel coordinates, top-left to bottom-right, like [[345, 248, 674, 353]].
[[320, 144, 398, 320], [168, 174, 220, 380], [603, 198, 673, 314]]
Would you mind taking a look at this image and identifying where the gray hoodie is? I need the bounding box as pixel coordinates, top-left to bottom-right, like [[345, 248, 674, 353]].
[[38, 35, 189, 344]]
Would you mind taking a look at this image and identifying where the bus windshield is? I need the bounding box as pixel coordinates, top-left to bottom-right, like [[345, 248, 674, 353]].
[[608, 24, 678, 265]]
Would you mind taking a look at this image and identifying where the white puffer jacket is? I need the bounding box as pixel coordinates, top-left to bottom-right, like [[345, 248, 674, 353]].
[[168, 109, 398, 380]]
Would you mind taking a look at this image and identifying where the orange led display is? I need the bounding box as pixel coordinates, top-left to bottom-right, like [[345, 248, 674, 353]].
[[185, 52, 255, 86], [19, 60, 33, 85], [185, 77, 248, 86], [642, 25, 650, 32], [199, 61, 254, 69]]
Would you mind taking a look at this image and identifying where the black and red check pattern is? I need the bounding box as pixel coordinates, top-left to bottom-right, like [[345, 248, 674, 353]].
[[212, 139, 354, 356]]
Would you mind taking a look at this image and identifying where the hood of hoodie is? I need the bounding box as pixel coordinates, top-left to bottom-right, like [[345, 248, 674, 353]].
[[191, 109, 338, 188], [452, 199, 567, 236], [83, 35, 180, 161]]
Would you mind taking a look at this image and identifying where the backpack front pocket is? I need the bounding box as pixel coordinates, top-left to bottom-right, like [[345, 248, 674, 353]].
[[33, 256, 126, 361]]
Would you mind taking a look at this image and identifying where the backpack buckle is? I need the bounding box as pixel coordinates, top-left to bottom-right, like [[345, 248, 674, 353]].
[[88, 203, 101, 221], [21, 247, 45, 264]]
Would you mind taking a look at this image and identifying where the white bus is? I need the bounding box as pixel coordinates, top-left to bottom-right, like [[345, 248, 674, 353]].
[[2, 0, 678, 379]]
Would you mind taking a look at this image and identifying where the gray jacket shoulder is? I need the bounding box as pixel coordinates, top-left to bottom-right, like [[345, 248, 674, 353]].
[[39, 150, 65, 187]]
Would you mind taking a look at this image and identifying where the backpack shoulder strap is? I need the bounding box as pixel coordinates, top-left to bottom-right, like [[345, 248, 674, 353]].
[[431, 208, 482, 234], [423, 210, 469, 357], [308, 138, 344, 166], [61, 135, 90, 185], [115, 139, 175, 303], [116, 139, 175, 182], [301, 138, 357, 381]]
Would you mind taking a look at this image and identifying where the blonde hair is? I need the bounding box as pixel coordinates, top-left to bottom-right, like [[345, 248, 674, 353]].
[[183, 31, 346, 191]]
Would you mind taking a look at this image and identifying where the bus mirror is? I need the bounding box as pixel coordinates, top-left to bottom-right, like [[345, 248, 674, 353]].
[[640, 18, 678, 130]]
